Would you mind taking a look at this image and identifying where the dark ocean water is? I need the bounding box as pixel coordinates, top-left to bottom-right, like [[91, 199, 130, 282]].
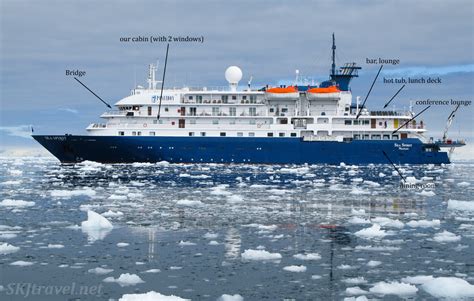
[[0, 157, 473, 300]]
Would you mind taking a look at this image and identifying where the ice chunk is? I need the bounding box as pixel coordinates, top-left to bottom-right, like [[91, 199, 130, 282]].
[[217, 294, 244, 301], [345, 286, 368, 295], [369, 281, 418, 296], [47, 244, 64, 249], [0, 242, 20, 254], [457, 181, 471, 187], [342, 277, 367, 284], [371, 217, 404, 229], [351, 208, 366, 216], [348, 217, 371, 224], [81, 210, 113, 242], [50, 188, 96, 198], [117, 242, 129, 247], [0, 199, 35, 207], [119, 291, 189, 301], [433, 230, 461, 243], [418, 190, 435, 196], [142, 269, 160, 273], [406, 220, 440, 228], [241, 249, 282, 261], [401, 275, 434, 284], [283, 265, 307, 272], [203, 233, 219, 239], [355, 224, 386, 239], [88, 267, 114, 275], [344, 296, 368, 301], [103, 273, 144, 287], [108, 194, 127, 201], [10, 260, 35, 266], [176, 199, 203, 206], [367, 260, 382, 267], [293, 253, 321, 260], [178, 241, 196, 246], [448, 200, 474, 212], [101, 210, 124, 217], [422, 277, 474, 298]]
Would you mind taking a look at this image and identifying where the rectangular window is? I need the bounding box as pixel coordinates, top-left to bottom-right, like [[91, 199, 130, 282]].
[[188, 96, 193, 100], [220, 132, 226, 137], [229, 120, 236, 125], [189, 119, 196, 124], [137, 131, 142, 136], [190, 107, 197, 116], [353, 120, 360, 125], [159, 120, 163, 124], [189, 132, 194, 136], [242, 95, 247, 100], [282, 108, 288, 113], [212, 107, 219, 116], [132, 131, 137, 136], [372, 134, 381, 140], [149, 131, 155, 136], [118, 131, 124, 136], [392, 135, 399, 140], [212, 120, 219, 125], [229, 107, 236, 116], [383, 134, 390, 140], [231, 95, 237, 100], [249, 120, 256, 125], [249, 107, 257, 116], [345, 120, 352, 125], [164, 107, 169, 112], [248, 132, 255, 137], [353, 134, 360, 140], [153, 119, 158, 124], [290, 133, 297, 137], [269, 108, 275, 113], [221, 95, 228, 102], [267, 132, 273, 137], [178, 119, 185, 128], [279, 133, 285, 137], [237, 132, 243, 137], [147, 106, 152, 116], [363, 134, 370, 139], [200, 132, 206, 136]]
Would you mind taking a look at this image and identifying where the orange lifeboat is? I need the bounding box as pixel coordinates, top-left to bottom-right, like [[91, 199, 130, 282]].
[[307, 85, 341, 101], [265, 86, 299, 100]]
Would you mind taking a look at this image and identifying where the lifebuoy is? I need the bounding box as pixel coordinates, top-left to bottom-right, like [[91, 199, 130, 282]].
[[143, 123, 147, 128]]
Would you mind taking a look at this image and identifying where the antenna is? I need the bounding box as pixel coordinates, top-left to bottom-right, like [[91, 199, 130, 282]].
[[247, 76, 253, 90], [331, 33, 336, 76], [157, 43, 170, 120]]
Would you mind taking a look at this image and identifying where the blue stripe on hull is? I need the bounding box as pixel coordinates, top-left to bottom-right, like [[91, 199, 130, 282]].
[[32, 135, 450, 165]]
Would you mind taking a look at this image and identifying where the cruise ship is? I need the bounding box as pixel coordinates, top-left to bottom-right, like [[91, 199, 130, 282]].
[[33, 36, 464, 164]]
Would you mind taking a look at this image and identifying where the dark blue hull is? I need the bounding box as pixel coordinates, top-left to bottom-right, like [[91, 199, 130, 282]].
[[32, 135, 450, 164]]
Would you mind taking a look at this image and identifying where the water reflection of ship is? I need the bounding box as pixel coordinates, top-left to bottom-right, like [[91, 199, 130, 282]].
[[224, 227, 241, 262]]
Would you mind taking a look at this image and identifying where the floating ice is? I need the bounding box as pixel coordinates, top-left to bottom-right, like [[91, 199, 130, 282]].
[[348, 217, 371, 224], [117, 242, 129, 247], [406, 220, 440, 228], [457, 181, 471, 187], [345, 286, 368, 295], [0, 242, 20, 254], [142, 269, 160, 273], [88, 267, 114, 275], [351, 208, 366, 216], [209, 240, 219, 245], [418, 190, 436, 196], [101, 210, 124, 217], [448, 200, 474, 212], [176, 199, 203, 207], [293, 253, 321, 260], [178, 241, 196, 246], [311, 275, 322, 280], [367, 260, 382, 267], [119, 291, 189, 301], [10, 260, 35, 266], [371, 217, 404, 229], [342, 277, 367, 284], [401, 275, 434, 284], [50, 188, 96, 198], [0, 199, 35, 207], [343, 296, 368, 301], [227, 194, 244, 203], [47, 244, 64, 249], [355, 224, 386, 239], [203, 233, 219, 239], [0, 180, 22, 185], [422, 277, 474, 298], [241, 249, 282, 261], [433, 230, 461, 243], [217, 294, 244, 301], [81, 210, 113, 242], [355, 245, 400, 252], [369, 281, 418, 296], [337, 264, 355, 270], [108, 194, 127, 201], [283, 265, 307, 272], [350, 187, 370, 195], [103, 273, 144, 287]]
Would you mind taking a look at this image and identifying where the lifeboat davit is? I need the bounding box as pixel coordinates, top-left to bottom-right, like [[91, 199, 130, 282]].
[[307, 85, 341, 100], [265, 86, 299, 100]]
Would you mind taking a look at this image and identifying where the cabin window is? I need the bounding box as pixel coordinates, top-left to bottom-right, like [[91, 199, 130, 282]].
[[282, 108, 288, 113], [171, 121, 175, 125], [189, 107, 197, 116], [291, 133, 297, 137], [372, 134, 381, 140], [230, 120, 236, 125], [237, 132, 243, 137], [212, 107, 219, 116], [279, 133, 285, 137], [132, 131, 137, 136], [267, 132, 273, 137], [137, 131, 142, 136], [249, 120, 256, 125], [159, 120, 163, 124], [165, 107, 169, 112], [220, 132, 226, 137], [153, 119, 157, 124], [363, 120, 370, 125], [229, 107, 236, 116], [189, 132, 194, 136], [133, 106, 140, 111], [189, 119, 196, 124], [249, 107, 256, 116], [383, 134, 390, 140], [200, 132, 206, 136], [392, 135, 399, 140], [232, 95, 237, 100], [118, 131, 124, 136], [149, 131, 155, 136], [248, 132, 255, 137], [212, 120, 219, 125], [321, 112, 326, 116], [363, 134, 370, 139], [148, 106, 152, 116], [197, 95, 202, 101], [188, 96, 193, 100], [345, 106, 350, 111], [353, 120, 360, 125], [221, 95, 228, 102], [354, 134, 360, 140], [242, 95, 247, 100], [345, 120, 352, 125], [269, 108, 275, 113]]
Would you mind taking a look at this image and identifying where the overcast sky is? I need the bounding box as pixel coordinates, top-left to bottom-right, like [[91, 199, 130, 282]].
[[1, 0, 473, 151]]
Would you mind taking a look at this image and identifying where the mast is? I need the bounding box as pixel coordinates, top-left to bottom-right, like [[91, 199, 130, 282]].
[[331, 33, 336, 76]]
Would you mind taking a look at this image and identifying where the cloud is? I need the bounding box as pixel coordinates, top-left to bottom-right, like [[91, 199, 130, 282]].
[[0, 125, 33, 139], [58, 108, 79, 114]]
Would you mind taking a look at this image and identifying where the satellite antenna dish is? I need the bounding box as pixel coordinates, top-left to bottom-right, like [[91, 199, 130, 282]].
[[225, 66, 242, 92]]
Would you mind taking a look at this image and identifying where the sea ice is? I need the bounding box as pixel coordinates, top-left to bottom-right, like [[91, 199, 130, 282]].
[[293, 253, 321, 260], [371, 217, 404, 229], [418, 190, 436, 196], [433, 230, 461, 243], [355, 224, 386, 239], [142, 269, 160, 273], [342, 277, 367, 284], [283, 265, 307, 272], [367, 260, 382, 267], [88, 267, 114, 275], [422, 277, 474, 298], [10, 260, 35, 266], [401, 275, 434, 284], [447, 200, 474, 212], [406, 220, 440, 228], [103, 273, 145, 287], [241, 249, 282, 261], [203, 233, 219, 239], [178, 241, 196, 246], [217, 294, 244, 301], [119, 291, 189, 301], [81, 210, 113, 242], [117, 242, 129, 247], [343, 297, 368, 301], [457, 181, 471, 187], [50, 188, 96, 198], [101, 210, 124, 217], [369, 281, 418, 296], [0, 242, 20, 254], [176, 199, 203, 206], [0, 199, 35, 207], [345, 286, 368, 295], [47, 244, 64, 249]]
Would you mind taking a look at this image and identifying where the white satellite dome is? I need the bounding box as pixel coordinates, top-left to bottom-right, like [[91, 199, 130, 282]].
[[225, 66, 243, 84]]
